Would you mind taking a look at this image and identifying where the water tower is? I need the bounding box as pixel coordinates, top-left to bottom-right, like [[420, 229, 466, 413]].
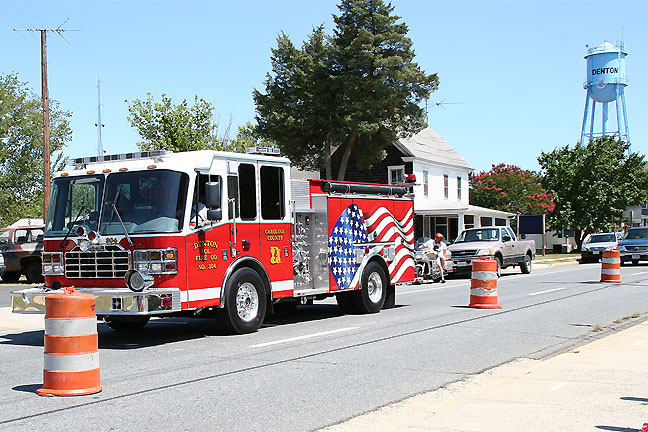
[[580, 41, 630, 147]]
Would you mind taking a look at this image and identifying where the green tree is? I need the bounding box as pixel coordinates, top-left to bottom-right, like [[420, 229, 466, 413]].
[[538, 136, 648, 250], [227, 121, 275, 154], [470, 164, 554, 215], [126, 93, 241, 152], [0, 73, 72, 225], [254, 0, 438, 180]]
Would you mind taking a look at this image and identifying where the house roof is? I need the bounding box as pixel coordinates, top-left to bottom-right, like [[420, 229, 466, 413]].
[[414, 201, 515, 218], [394, 127, 474, 171]]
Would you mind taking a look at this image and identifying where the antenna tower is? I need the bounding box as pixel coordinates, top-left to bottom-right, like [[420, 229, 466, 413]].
[[96, 78, 105, 156]]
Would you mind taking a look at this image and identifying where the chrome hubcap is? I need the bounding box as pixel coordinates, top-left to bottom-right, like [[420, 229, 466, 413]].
[[235, 282, 259, 322], [367, 272, 383, 303]]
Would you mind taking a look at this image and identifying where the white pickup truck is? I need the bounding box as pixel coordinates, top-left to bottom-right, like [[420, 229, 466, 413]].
[[447, 226, 536, 277]]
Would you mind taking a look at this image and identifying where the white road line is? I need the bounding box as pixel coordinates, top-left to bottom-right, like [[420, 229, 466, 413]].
[[249, 327, 359, 348], [630, 271, 648, 276], [632, 341, 644, 347], [399, 284, 461, 295], [528, 287, 568, 296], [549, 382, 567, 391]]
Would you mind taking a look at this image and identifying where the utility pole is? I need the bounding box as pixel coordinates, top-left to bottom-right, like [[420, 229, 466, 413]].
[[14, 21, 81, 222]]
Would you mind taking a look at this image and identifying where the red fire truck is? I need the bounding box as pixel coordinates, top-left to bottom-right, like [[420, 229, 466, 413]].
[[11, 148, 416, 334]]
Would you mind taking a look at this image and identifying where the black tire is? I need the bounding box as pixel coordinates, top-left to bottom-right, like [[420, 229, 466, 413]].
[[521, 254, 532, 274], [105, 316, 150, 331], [494, 256, 502, 278], [632, 259, 639, 265], [351, 261, 387, 314], [25, 262, 44, 283], [217, 268, 266, 334], [1, 271, 20, 283], [336, 291, 356, 314]]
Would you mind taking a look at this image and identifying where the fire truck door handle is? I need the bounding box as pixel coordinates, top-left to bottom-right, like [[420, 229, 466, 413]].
[[228, 198, 237, 245]]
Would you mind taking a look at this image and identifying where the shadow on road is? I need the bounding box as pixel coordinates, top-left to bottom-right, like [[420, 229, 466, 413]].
[[0, 330, 43, 347]]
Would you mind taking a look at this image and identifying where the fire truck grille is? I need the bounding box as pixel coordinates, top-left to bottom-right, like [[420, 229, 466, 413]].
[[65, 250, 131, 279]]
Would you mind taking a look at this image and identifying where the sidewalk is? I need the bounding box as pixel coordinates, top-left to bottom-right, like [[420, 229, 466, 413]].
[[320, 318, 648, 432]]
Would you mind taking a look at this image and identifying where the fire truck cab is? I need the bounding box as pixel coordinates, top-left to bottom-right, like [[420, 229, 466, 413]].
[[11, 149, 416, 334]]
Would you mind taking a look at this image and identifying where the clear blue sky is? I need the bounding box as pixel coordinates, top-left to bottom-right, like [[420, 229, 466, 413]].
[[3, 0, 647, 173]]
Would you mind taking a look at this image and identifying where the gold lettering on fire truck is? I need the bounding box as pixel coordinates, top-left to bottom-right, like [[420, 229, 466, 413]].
[[264, 228, 285, 241], [105, 237, 118, 244], [194, 240, 219, 268], [270, 246, 282, 264], [194, 240, 218, 249]]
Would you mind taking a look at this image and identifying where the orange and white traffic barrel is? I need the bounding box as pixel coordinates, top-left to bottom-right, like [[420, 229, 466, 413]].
[[469, 257, 502, 309], [37, 286, 102, 396], [600, 249, 621, 283]]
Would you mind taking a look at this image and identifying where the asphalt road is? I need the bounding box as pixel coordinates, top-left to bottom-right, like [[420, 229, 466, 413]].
[[1, 262, 647, 431]]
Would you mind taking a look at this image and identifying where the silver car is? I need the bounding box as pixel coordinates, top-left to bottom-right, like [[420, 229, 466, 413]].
[[580, 232, 619, 263]]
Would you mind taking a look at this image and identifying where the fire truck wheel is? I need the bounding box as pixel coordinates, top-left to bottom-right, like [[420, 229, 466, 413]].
[[353, 261, 387, 314], [218, 268, 267, 334], [105, 316, 150, 331]]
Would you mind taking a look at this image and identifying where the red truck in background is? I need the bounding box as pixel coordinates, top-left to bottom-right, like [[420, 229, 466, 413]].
[[0, 220, 44, 283]]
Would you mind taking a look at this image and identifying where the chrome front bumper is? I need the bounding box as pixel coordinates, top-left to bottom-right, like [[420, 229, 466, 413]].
[[11, 287, 182, 315]]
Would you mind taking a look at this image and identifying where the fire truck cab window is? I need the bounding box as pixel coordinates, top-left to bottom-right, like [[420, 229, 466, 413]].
[[99, 170, 188, 234], [260, 166, 285, 220], [238, 164, 257, 220], [46, 175, 104, 236], [192, 174, 221, 226]]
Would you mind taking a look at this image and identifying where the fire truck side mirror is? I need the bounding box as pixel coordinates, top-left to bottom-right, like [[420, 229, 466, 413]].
[[207, 209, 222, 221], [205, 182, 221, 210]]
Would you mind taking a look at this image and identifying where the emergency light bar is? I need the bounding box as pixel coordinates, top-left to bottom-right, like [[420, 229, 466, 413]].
[[65, 150, 173, 168], [245, 146, 281, 156]]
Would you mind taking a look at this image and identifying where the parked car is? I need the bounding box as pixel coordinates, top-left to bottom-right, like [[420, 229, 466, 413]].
[[448, 226, 535, 277], [618, 227, 648, 265], [580, 232, 620, 263], [0, 253, 5, 278], [0, 223, 44, 283]]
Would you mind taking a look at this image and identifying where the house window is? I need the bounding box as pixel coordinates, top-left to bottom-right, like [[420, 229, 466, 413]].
[[464, 215, 474, 229], [443, 174, 449, 199], [388, 166, 405, 184], [495, 218, 507, 226], [423, 171, 429, 196], [457, 176, 462, 200], [480, 216, 493, 227]]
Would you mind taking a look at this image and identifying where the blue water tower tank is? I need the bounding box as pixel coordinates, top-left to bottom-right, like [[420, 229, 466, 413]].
[[580, 41, 630, 147], [585, 41, 627, 103]]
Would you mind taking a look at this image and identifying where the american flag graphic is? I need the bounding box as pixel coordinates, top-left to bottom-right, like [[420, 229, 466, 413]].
[[329, 203, 415, 291]]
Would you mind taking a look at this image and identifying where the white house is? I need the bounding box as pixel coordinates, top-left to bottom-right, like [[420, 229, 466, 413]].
[[329, 126, 514, 241]]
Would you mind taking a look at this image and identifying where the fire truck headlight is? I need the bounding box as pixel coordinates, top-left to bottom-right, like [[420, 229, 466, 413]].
[[42, 252, 64, 275], [125, 270, 154, 292], [133, 248, 178, 275]]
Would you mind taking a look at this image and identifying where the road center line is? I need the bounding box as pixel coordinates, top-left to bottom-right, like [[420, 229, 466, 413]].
[[528, 287, 567, 296], [549, 382, 567, 391], [399, 285, 460, 295], [249, 327, 359, 348]]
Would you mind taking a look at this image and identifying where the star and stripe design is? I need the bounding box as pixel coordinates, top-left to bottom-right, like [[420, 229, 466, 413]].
[[328, 203, 415, 291]]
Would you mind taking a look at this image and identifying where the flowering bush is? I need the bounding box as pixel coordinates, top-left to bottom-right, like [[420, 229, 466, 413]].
[[470, 163, 554, 215], [641, 422, 648, 432]]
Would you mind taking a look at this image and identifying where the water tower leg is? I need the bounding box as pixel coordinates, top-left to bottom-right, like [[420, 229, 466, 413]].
[[615, 85, 623, 140], [621, 89, 630, 145], [580, 91, 591, 145], [602, 102, 608, 135], [589, 102, 596, 140]]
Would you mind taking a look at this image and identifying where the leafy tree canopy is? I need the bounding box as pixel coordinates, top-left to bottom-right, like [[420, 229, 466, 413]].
[[0, 73, 71, 225], [470, 163, 554, 215], [126, 93, 242, 153], [538, 136, 648, 249], [254, 0, 438, 180]]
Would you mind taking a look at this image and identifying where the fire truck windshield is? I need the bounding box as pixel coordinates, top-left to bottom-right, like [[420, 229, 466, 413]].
[[46, 170, 189, 237], [99, 170, 188, 235]]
